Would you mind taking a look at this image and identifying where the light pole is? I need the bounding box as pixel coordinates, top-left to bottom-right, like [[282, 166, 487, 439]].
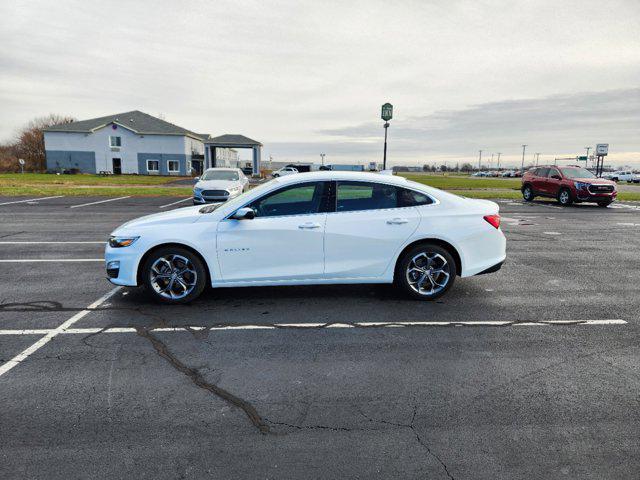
[[381, 103, 393, 170], [490, 153, 494, 170], [497, 153, 501, 170], [584, 146, 591, 167], [535, 153, 540, 165], [478, 150, 483, 170], [520, 144, 527, 172], [320, 153, 325, 166]]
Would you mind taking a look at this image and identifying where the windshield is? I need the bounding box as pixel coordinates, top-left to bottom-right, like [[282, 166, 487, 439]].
[[201, 170, 239, 181], [199, 178, 278, 214], [559, 167, 596, 179]]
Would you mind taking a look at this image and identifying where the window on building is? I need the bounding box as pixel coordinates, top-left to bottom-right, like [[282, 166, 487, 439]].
[[109, 136, 121, 147], [147, 160, 159, 172], [167, 160, 180, 173]]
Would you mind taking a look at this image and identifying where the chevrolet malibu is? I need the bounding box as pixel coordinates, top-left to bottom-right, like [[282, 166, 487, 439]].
[[106, 171, 506, 303]]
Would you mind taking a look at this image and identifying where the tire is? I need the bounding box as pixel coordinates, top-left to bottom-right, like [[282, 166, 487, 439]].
[[557, 188, 573, 206], [142, 246, 207, 304], [272, 173, 279, 178], [598, 200, 612, 208], [395, 244, 456, 301], [522, 184, 534, 202]]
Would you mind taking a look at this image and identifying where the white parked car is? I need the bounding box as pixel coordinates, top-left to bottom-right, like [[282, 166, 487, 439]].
[[192, 168, 249, 205], [272, 166, 298, 177], [603, 171, 639, 183], [105, 172, 506, 304]]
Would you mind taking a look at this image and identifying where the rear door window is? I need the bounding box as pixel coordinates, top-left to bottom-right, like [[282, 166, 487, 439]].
[[336, 182, 432, 211], [536, 168, 550, 177]]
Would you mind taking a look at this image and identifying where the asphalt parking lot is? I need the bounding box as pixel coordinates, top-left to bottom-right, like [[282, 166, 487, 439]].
[[1, 194, 639, 479]]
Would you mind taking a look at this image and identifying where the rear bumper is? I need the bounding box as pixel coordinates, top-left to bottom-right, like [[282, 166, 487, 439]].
[[475, 260, 504, 275]]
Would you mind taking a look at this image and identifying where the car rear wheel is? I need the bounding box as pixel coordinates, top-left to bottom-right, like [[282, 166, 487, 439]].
[[142, 247, 206, 304], [557, 188, 573, 206], [396, 244, 456, 300], [522, 185, 534, 202]]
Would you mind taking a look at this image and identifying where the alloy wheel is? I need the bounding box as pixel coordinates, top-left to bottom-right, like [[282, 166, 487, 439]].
[[405, 252, 451, 297], [149, 254, 198, 300]]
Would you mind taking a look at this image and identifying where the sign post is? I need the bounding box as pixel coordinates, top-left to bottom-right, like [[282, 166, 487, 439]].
[[18, 158, 25, 174], [595, 143, 608, 177], [381, 103, 393, 170]]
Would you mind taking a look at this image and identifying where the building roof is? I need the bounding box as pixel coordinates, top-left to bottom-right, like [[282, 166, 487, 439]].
[[44, 110, 203, 140], [202, 134, 262, 146]]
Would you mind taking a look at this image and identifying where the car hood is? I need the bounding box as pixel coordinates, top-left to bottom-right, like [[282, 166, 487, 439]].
[[113, 205, 206, 233], [573, 177, 616, 185], [195, 179, 239, 190]]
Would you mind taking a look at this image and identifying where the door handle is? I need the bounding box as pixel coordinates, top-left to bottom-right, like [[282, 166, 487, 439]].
[[387, 218, 409, 225], [298, 222, 321, 229]]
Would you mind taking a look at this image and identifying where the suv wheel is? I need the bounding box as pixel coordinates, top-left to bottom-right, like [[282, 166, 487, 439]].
[[142, 247, 206, 304], [557, 188, 573, 206], [396, 244, 456, 300], [522, 185, 534, 202]]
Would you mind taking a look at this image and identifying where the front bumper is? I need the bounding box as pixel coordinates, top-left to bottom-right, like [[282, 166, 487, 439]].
[[575, 189, 617, 202], [105, 245, 141, 286], [193, 190, 241, 204]]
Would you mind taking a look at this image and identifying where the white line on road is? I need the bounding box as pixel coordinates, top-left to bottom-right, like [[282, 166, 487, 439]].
[[159, 197, 191, 208], [543, 231, 562, 235], [0, 241, 105, 244], [0, 287, 122, 377], [0, 259, 103, 263], [69, 196, 130, 209], [0, 196, 63, 206], [0, 319, 626, 336]]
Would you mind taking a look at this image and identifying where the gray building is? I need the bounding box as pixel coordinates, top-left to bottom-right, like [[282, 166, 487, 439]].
[[43, 110, 204, 175]]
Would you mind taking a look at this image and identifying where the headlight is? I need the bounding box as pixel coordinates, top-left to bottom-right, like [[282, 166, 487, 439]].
[[574, 182, 589, 190], [228, 186, 241, 193], [108, 236, 139, 248]]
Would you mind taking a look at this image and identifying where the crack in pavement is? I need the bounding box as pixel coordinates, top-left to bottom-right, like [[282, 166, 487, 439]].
[[359, 406, 456, 480], [134, 326, 271, 434]]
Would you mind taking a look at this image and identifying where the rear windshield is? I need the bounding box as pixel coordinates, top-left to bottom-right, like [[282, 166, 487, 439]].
[[559, 167, 596, 179]]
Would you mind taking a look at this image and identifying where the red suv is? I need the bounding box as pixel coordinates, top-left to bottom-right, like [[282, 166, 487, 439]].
[[521, 165, 617, 207]]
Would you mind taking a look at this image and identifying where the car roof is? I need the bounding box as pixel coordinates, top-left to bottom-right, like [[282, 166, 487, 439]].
[[273, 170, 411, 186]]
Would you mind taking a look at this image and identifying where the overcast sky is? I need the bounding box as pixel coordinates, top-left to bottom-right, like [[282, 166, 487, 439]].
[[1, 0, 638, 167]]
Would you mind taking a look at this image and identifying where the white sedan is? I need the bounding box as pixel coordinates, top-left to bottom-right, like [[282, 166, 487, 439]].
[[192, 167, 249, 205], [105, 172, 506, 303], [272, 166, 298, 177]]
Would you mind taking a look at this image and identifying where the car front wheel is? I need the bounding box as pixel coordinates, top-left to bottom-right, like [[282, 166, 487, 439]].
[[396, 244, 456, 300], [142, 247, 206, 304], [557, 188, 573, 206]]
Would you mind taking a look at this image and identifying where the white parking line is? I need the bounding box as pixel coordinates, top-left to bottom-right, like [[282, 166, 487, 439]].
[[159, 197, 192, 208], [69, 196, 130, 209], [0, 259, 103, 263], [0, 196, 63, 206], [0, 241, 105, 245], [0, 287, 122, 377], [0, 319, 626, 336]]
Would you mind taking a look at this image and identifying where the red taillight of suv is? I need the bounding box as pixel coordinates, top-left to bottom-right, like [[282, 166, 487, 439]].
[[484, 214, 501, 229]]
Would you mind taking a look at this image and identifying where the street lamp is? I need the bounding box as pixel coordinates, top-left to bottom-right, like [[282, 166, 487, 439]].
[[496, 153, 501, 170], [381, 103, 393, 170], [535, 153, 540, 165], [521, 144, 527, 172], [478, 150, 483, 170], [320, 153, 325, 166]]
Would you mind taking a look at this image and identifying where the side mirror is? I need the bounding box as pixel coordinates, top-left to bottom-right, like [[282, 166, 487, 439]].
[[231, 207, 255, 220], [551, 175, 561, 180], [194, 176, 200, 181]]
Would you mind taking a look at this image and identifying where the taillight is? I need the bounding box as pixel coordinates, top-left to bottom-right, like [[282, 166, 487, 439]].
[[483, 214, 501, 229]]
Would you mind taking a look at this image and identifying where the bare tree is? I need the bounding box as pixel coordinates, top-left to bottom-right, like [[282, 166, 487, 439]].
[[14, 114, 75, 170]]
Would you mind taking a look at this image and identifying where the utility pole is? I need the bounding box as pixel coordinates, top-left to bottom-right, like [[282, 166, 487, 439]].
[[478, 150, 483, 170], [520, 144, 527, 172], [320, 153, 325, 166], [496, 153, 501, 170], [535, 153, 540, 165], [490, 153, 494, 170]]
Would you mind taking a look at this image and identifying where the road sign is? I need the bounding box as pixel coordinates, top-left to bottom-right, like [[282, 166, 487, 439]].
[[596, 144, 609, 156], [577, 156, 587, 161], [381, 103, 393, 121], [18, 158, 25, 165]]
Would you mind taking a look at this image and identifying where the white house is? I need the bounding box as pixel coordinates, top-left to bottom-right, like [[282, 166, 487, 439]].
[[43, 110, 205, 175]]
